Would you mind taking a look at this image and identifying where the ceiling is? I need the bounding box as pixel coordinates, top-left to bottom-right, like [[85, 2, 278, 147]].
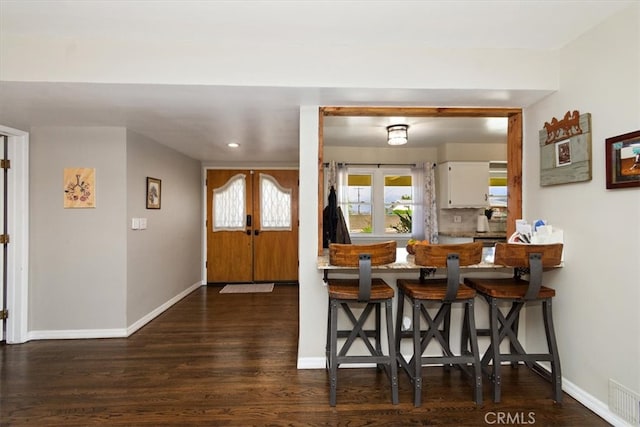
[[0, 1, 634, 163]]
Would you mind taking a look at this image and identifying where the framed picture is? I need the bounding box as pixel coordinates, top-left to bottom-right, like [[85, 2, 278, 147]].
[[555, 139, 572, 167], [64, 167, 96, 208], [605, 130, 640, 189], [146, 177, 162, 209]]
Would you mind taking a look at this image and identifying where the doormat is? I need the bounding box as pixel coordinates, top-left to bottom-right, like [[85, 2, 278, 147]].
[[219, 283, 274, 294]]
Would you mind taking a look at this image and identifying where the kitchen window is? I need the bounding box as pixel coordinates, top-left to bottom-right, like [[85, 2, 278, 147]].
[[489, 161, 508, 207], [340, 167, 415, 236]]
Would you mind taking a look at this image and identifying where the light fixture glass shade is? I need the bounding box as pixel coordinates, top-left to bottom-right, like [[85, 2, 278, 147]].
[[387, 124, 408, 145]]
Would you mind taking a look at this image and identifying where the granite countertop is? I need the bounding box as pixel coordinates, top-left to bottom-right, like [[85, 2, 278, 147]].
[[317, 247, 562, 270], [439, 231, 507, 239]]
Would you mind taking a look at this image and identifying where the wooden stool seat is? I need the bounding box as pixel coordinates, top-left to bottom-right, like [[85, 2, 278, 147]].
[[397, 279, 476, 300], [464, 277, 556, 299], [328, 278, 395, 300]]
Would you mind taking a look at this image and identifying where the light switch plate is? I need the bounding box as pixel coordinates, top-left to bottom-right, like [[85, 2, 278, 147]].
[[139, 218, 147, 229], [131, 218, 140, 229], [453, 215, 462, 223]]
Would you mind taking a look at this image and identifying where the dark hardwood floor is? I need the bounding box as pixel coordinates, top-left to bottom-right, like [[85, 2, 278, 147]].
[[1, 285, 609, 426]]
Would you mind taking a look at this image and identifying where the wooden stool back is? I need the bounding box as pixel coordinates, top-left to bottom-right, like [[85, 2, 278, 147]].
[[414, 242, 483, 267], [494, 243, 563, 268], [329, 241, 397, 267]]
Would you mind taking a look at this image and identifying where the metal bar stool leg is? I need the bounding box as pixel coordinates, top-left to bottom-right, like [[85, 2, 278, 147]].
[[375, 303, 382, 368], [412, 299, 422, 407], [395, 288, 405, 357], [329, 299, 339, 407], [385, 299, 399, 404], [489, 297, 502, 403], [466, 298, 483, 405], [543, 298, 562, 403], [443, 303, 452, 372]]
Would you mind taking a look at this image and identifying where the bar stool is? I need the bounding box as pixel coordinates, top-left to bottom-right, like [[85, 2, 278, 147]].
[[396, 242, 483, 407], [325, 241, 399, 406], [463, 243, 564, 403]]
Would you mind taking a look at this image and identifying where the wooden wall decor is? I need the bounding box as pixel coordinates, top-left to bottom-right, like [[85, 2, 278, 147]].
[[539, 111, 592, 186]]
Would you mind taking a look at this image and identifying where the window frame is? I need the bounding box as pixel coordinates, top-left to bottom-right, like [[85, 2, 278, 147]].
[[341, 166, 415, 238]]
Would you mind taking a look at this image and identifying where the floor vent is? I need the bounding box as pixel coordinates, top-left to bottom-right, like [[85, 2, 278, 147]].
[[609, 379, 640, 425]]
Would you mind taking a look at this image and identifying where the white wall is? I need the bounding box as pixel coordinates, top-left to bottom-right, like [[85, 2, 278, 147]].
[[29, 127, 128, 332], [28, 126, 203, 338], [297, 107, 326, 366], [1, 34, 558, 93], [438, 142, 506, 163], [524, 2, 640, 410], [324, 146, 438, 164], [126, 131, 202, 327]]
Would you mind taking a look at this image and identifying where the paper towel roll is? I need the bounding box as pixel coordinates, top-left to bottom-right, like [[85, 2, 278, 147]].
[[477, 215, 488, 232]]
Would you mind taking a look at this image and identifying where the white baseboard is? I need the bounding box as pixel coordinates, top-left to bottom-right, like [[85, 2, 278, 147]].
[[297, 356, 631, 426], [127, 281, 202, 336], [27, 282, 203, 341], [297, 357, 326, 369], [28, 328, 128, 340], [562, 377, 633, 427]]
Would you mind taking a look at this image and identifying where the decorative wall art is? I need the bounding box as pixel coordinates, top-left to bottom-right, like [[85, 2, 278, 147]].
[[146, 177, 161, 209], [63, 168, 95, 208], [539, 110, 592, 186], [605, 130, 640, 189]]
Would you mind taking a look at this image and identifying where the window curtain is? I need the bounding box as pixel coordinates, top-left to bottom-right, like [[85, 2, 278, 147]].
[[423, 163, 439, 243], [411, 164, 425, 240], [336, 163, 350, 231], [327, 160, 337, 191]]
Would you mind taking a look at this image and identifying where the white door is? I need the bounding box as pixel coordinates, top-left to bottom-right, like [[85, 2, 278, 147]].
[[0, 125, 29, 344]]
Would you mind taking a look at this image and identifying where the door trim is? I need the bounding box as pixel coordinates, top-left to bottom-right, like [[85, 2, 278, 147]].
[[0, 125, 29, 344]]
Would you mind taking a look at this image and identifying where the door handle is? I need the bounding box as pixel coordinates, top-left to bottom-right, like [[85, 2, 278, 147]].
[[254, 230, 260, 236], [246, 230, 251, 236], [246, 215, 252, 227]]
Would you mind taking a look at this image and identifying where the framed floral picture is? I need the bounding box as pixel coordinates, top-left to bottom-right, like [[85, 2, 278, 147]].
[[605, 130, 640, 189], [64, 168, 95, 208], [146, 177, 161, 209]]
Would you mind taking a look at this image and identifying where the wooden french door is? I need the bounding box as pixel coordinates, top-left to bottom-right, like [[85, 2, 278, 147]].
[[206, 169, 299, 283]]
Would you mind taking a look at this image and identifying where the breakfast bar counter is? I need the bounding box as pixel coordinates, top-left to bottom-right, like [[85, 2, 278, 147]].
[[317, 247, 503, 271]]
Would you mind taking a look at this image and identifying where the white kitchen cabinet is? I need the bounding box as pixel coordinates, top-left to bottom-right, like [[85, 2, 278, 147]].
[[437, 161, 489, 208]]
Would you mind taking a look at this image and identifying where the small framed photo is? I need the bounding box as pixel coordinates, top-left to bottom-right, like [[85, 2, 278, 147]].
[[146, 177, 161, 209], [555, 139, 572, 167], [605, 130, 640, 189]]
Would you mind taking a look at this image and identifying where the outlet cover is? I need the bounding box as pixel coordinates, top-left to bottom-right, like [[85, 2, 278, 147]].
[[453, 215, 462, 223]]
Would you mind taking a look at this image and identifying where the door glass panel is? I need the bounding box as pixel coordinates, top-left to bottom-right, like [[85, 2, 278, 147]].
[[213, 173, 246, 231], [260, 173, 291, 230]]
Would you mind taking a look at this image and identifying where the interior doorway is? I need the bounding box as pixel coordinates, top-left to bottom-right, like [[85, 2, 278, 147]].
[[206, 169, 299, 283], [0, 125, 29, 344]]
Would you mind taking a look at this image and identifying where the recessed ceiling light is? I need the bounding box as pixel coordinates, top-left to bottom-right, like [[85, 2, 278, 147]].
[[227, 142, 239, 148]]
